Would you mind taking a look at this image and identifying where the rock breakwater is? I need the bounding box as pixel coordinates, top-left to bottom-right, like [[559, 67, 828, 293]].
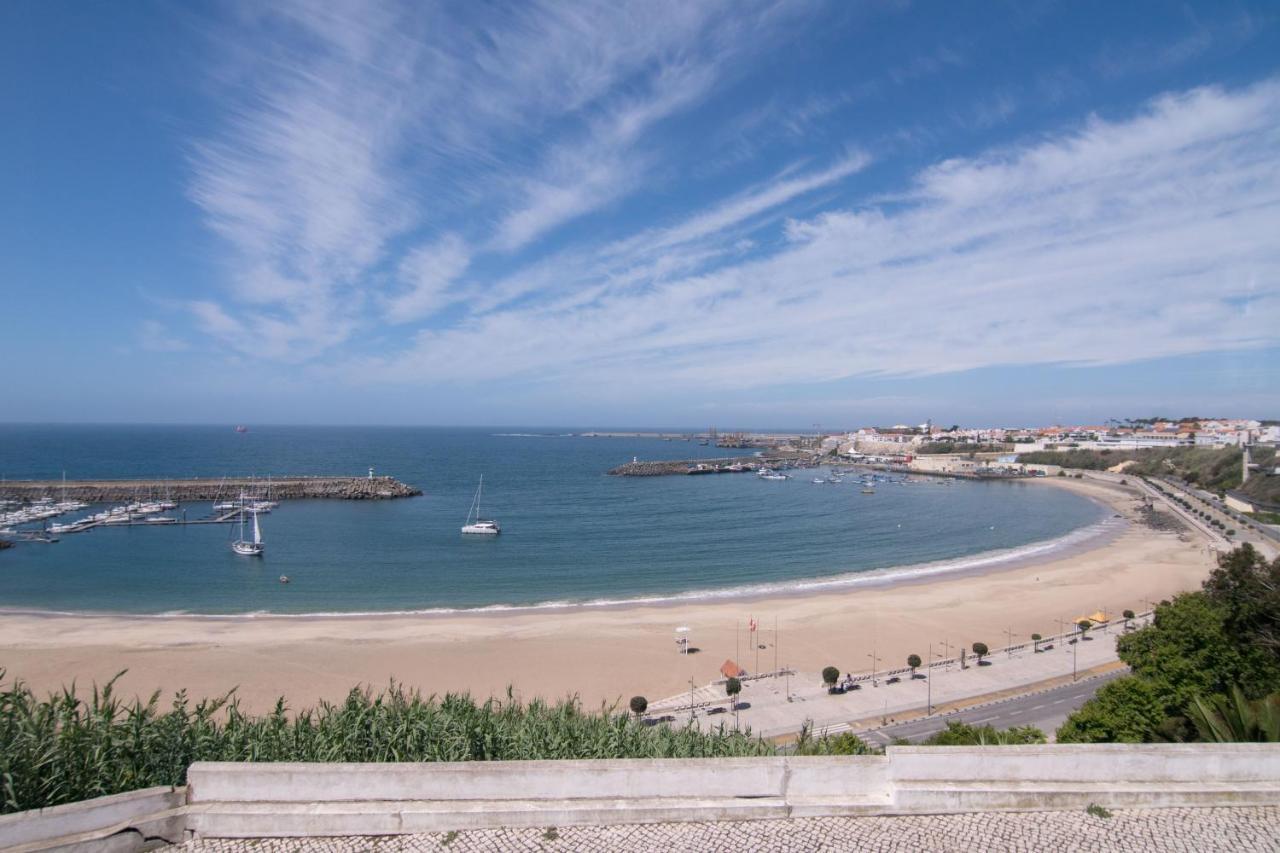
[[608, 457, 765, 476], [0, 476, 421, 503]]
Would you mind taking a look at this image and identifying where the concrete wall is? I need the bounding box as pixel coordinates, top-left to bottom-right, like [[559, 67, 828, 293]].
[[5, 746, 1279, 846], [0, 786, 185, 853], [183, 745, 1280, 837]]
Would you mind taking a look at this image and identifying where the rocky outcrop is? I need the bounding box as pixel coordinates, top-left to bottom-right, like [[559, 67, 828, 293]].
[[0, 476, 421, 503]]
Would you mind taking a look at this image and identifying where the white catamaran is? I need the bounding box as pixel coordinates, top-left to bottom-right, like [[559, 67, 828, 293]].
[[461, 475, 500, 535], [231, 497, 264, 555]]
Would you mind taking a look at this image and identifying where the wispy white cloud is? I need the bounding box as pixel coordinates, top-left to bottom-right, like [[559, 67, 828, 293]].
[[384, 234, 471, 324], [349, 78, 1280, 396], [1093, 11, 1266, 78], [185, 0, 799, 355], [138, 320, 189, 353]]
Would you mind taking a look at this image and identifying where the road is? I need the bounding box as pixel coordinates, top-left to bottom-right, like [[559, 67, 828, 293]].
[[856, 669, 1126, 745]]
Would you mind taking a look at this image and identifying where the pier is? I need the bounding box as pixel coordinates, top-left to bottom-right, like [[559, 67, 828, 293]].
[[0, 475, 421, 503], [608, 456, 802, 476]]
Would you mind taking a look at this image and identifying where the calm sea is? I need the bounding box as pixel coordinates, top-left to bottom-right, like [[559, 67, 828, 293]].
[[0, 425, 1108, 615]]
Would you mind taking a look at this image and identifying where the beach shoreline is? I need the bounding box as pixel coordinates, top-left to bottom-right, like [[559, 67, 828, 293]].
[[0, 477, 1119, 621], [0, 476, 1217, 714]]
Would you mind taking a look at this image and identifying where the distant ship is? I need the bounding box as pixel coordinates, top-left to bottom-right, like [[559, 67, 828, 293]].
[[235, 425, 249, 433]]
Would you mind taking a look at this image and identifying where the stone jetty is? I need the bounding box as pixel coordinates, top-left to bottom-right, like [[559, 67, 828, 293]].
[[608, 456, 765, 476], [0, 476, 421, 503]]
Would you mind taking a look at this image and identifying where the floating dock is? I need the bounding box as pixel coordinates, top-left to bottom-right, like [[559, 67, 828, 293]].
[[0, 475, 421, 503]]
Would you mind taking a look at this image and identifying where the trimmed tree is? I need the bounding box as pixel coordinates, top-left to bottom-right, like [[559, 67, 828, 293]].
[[907, 654, 922, 677], [972, 642, 989, 663], [1077, 619, 1092, 640], [1122, 609, 1135, 629], [822, 666, 840, 688], [725, 677, 742, 707], [1031, 632, 1042, 652], [629, 695, 647, 719]]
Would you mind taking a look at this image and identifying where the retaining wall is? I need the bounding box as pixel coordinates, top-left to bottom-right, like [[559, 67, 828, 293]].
[[5, 745, 1278, 849]]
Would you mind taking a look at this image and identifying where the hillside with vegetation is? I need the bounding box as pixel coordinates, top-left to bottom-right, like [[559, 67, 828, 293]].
[[1057, 545, 1280, 743], [1017, 445, 1279, 505]]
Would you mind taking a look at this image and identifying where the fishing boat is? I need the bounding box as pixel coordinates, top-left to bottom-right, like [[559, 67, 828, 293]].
[[231, 499, 264, 555], [461, 475, 500, 535]]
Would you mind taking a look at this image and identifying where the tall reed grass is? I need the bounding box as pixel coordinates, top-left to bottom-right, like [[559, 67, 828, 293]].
[[1, 670, 790, 814]]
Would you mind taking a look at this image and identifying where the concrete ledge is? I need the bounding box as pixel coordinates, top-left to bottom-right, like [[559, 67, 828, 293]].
[[0, 786, 185, 852], [187, 758, 789, 803], [186, 797, 793, 837]]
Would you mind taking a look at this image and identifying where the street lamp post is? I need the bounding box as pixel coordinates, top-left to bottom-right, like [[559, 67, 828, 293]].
[[867, 647, 880, 687], [1072, 632, 1078, 682], [926, 642, 934, 716], [1004, 627, 1017, 658]]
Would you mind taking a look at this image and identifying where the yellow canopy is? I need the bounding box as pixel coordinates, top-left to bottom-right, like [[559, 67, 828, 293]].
[[1073, 610, 1109, 625]]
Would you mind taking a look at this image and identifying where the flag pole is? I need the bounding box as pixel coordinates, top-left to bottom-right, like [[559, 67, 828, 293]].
[[753, 615, 759, 675]]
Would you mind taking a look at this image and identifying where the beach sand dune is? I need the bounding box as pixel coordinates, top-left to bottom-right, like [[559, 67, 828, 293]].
[[0, 478, 1216, 714]]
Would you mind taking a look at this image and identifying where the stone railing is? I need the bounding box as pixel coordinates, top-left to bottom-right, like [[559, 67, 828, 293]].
[[4, 745, 1278, 849]]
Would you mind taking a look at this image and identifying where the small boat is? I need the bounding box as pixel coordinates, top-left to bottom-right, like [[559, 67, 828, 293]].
[[861, 487, 875, 494], [231, 501, 264, 555], [279, 575, 290, 584], [235, 425, 249, 433], [461, 475, 500, 535]]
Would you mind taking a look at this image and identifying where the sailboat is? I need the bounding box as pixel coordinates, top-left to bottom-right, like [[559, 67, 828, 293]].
[[231, 497, 264, 555], [461, 475, 500, 535]]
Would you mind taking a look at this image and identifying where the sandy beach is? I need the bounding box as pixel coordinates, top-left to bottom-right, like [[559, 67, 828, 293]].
[[0, 477, 1218, 713]]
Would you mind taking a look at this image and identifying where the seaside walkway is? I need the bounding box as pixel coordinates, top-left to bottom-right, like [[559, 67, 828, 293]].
[[649, 615, 1150, 740]]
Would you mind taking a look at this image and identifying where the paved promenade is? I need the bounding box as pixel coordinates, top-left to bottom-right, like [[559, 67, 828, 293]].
[[167, 806, 1280, 851], [649, 613, 1148, 739]]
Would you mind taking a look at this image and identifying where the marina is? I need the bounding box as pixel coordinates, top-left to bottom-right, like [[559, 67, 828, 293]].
[[0, 474, 420, 504]]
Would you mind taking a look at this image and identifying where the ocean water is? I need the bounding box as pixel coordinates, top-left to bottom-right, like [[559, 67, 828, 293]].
[[0, 425, 1109, 615]]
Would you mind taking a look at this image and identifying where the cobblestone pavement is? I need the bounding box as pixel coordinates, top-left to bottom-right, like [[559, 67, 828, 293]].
[[166, 806, 1280, 852]]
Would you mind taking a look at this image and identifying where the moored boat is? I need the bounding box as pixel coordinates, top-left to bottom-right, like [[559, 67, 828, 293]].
[[461, 475, 500, 535]]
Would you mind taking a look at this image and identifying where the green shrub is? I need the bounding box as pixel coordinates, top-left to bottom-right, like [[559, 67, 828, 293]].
[[0, 673, 775, 814], [922, 720, 1045, 745]]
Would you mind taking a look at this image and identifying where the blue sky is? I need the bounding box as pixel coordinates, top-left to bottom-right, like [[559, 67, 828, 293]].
[[1, 0, 1277, 428]]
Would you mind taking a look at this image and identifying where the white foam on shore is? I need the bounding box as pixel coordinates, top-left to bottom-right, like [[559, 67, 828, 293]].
[[1, 512, 1124, 621]]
